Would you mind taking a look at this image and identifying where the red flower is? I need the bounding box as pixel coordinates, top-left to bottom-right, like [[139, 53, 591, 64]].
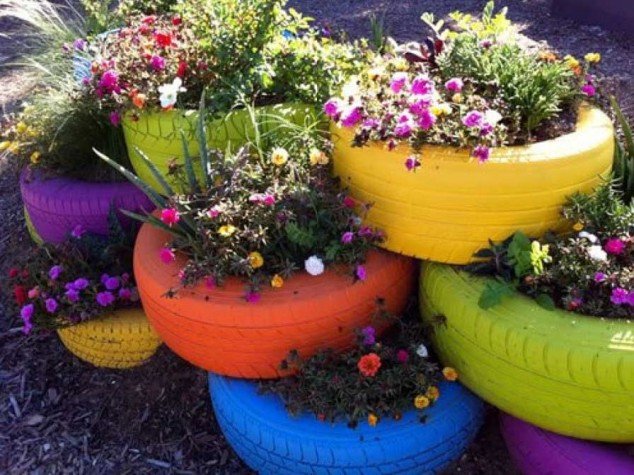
[[317, 413, 326, 422], [358, 353, 382, 377], [396, 349, 409, 363], [177, 61, 187, 78], [8, 268, 19, 278], [155, 32, 173, 48], [14, 285, 27, 305], [172, 16, 182, 26], [342, 196, 355, 208]]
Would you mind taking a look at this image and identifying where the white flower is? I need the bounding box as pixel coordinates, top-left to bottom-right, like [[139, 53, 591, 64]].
[[341, 76, 360, 98], [578, 231, 598, 243], [158, 77, 186, 109], [587, 245, 608, 262], [484, 109, 503, 126], [416, 344, 429, 358], [304, 255, 325, 276]]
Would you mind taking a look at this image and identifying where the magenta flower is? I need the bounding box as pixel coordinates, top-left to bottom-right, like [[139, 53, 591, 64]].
[[98, 69, 120, 94], [323, 98, 343, 118], [409, 95, 433, 116], [411, 75, 434, 95], [404, 156, 420, 171], [361, 326, 376, 345], [611, 287, 629, 305], [245, 291, 261, 303], [362, 118, 380, 129], [160, 208, 180, 227], [340, 106, 362, 127], [249, 193, 276, 206], [389, 72, 408, 93], [604, 238, 625, 255], [118, 288, 132, 300], [581, 84, 596, 97], [205, 276, 216, 289], [479, 123, 494, 136], [159, 247, 176, 264], [343, 196, 356, 208], [356, 264, 367, 281], [341, 231, 355, 244], [358, 226, 374, 238], [109, 111, 121, 127], [628, 292, 634, 307], [71, 224, 86, 239], [49, 265, 63, 281], [472, 145, 491, 163], [462, 110, 484, 128], [150, 55, 166, 71], [445, 77, 464, 93], [394, 121, 413, 138], [45, 298, 59, 313], [96, 291, 115, 307], [417, 109, 436, 130], [593, 272, 607, 283], [396, 349, 409, 363], [105, 277, 120, 290], [207, 206, 221, 219]]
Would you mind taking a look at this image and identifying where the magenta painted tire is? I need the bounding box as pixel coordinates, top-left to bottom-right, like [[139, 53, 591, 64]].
[[500, 413, 634, 475], [20, 170, 153, 244]]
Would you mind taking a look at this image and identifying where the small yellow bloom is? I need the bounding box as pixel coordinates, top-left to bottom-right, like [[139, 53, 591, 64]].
[[584, 52, 601, 64], [367, 67, 384, 81], [367, 413, 378, 426], [414, 395, 430, 409], [572, 222, 584, 232], [7, 142, 20, 154], [309, 148, 329, 166], [16, 122, 27, 134], [30, 151, 41, 164], [0, 141, 10, 152], [270, 147, 289, 166], [442, 367, 459, 381], [218, 224, 237, 237], [248, 251, 264, 269], [391, 57, 409, 71], [451, 93, 463, 104], [564, 55, 580, 69], [271, 274, 284, 288], [431, 103, 452, 117], [426, 386, 440, 401]]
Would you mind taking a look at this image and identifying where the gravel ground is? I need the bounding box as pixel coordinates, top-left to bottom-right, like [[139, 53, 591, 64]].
[[1, 1, 632, 473]]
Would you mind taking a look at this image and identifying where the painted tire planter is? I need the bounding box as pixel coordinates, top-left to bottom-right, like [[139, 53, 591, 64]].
[[419, 263, 634, 442], [134, 222, 416, 378], [500, 413, 634, 475], [20, 170, 153, 244], [122, 103, 318, 192], [24, 207, 44, 245], [57, 308, 161, 369], [332, 106, 613, 264], [209, 374, 484, 474]]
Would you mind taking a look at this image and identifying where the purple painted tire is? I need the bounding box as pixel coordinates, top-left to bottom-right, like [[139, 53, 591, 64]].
[[20, 170, 153, 244], [500, 413, 634, 475]]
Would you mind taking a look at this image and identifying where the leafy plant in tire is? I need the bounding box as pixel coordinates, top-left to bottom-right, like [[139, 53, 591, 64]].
[[260, 318, 458, 427]]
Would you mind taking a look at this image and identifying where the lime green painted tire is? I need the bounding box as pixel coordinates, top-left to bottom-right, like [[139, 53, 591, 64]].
[[419, 263, 634, 443], [24, 207, 43, 245], [122, 103, 318, 192]]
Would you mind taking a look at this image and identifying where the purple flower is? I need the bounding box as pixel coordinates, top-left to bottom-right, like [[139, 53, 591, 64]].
[[73, 38, 87, 51], [472, 145, 491, 163], [462, 110, 484, 128], [628, 292, 634, 307], [361, 326, 376, 345], [389, 72, 408, 93], [480, 39, 493, 48], [121, 273, 130, 284], [98, 69, 120, 94], [20, 304, 34, 334], [358, 226, 374, 238], [65, 288, 80, 303], [394, 121, 413, 138], [118, 288, 132, 300], [581, 84, 596, 97], [593, 272, 607, 283], [341, 231, 355, 244], [362, 118, 380, 129], [611, 287, 629, 305], [73, 278, 89, 290], [356, 264, 367, 281], [150, 55, 166, 71], [71, 224, 86, 239], [417, 109, 436, 130], [109, 111, 121, 127], [96, 291, 115, 307], [409, 95, 433, 116], [445, 77, 464, 93], [105, 277, 120, 290], [479, 123, 494, 136], [49, 265, 63, 281], [404, 156, 420, 171], [340, 106, 362, 127], [45, 298, 59, 313], [411, 75, 434, 95], [323, 98, 343, 118]]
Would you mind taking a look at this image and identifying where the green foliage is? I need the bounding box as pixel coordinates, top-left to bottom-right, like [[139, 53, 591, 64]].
[[369, 11, 388, 53], [79, 0, 177, 34], [611, 96, 634, 203]]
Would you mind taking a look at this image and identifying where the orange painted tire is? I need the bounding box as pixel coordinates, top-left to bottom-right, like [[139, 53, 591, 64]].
[[134, 222, 416, 378]]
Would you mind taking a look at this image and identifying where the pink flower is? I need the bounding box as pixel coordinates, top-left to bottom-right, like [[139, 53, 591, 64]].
[[159, 247, 175, 264], [409, 95, 433, 116], [462, 110, 484, 128], [411, 75, 434, 95], [340, 106, 362, 127], [150, 55, 166, 71], [341, 232, 355, 244], [581, 84, 596, 97], [405, 156, 420, 171], [472, 145, 491, 163], [445, 77, 463, 93], [323, 98, 343, 118], [71, 224, 86, 239], [343, 196, 356, 208], [356, 264, 367, 281], [249, 193, 276, 206], [604, 238, 625, 255], [396, 349, 409, 363], [160, 208, 180, 227], [245, 291, 261, 303], [417, 109, 436, 130], [389, 72, 408, 93], [207, 206, 221, 218], [98, 69, 120, 94], [109, 111, 121, 127], [27, 287, 39, 299]]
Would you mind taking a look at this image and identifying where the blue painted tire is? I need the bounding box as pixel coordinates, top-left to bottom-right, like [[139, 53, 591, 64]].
[[209, 374, 485, 474]]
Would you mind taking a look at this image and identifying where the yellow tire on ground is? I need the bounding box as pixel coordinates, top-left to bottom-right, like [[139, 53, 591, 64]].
[[57, 308, 161, 369], [332, 106, 613, 264], [419, 262, 634, 443], [24, 207, 43, 246]]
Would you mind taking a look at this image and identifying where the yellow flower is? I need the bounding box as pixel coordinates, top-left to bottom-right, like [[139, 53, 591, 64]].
[[426, 386, 440, 401], [572, 222, 584, 232], [271, 274, 284, 288], [584, 52, 601, 64], [270, 147, 289, 166], [309, 148, 329, 166], [442, 367, 459, 381], [414, 395, 430, 409], [391, 57, 409, 71], [367, 413, 378, 427], [431, 103, 452, 117], [451, 93, 463, 104], [30, 151, 41, 164], [7, 142, 20, 154], [0, 141, 10, 152], [16, 122, 27, 134], [564, 55, 580, 69], [367, 67, 384, 81], [218, 224, 237, 237], [248, 251, 264, 269]]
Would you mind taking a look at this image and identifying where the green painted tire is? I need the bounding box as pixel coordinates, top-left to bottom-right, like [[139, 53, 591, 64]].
[[24, 207, 44, 246], [122, 103, 319, 192], [419, 262, 634, 443]]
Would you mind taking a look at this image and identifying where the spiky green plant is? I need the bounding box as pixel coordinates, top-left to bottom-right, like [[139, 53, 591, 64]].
[[611, 96, 634, 203]]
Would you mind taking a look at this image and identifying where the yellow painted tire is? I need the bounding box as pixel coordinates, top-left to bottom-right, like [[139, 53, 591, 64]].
[[419, 262, 634, 442], [24, 207, 43, 246], [332, 106, 614, 264], [123, 103, 318, 192], [57, 308, 161, 369]]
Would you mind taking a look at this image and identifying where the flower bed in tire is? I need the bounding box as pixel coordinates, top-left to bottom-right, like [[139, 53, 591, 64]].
[[122, 103, 318, 192], [134, 222, 416, 378], [20, 170, 153, 244], [57, 308, 161, 369], [332, 106, 613, 264], [419, 262, 634, 442], [209, 374, 484, 475], [500, 413, 634, 475]]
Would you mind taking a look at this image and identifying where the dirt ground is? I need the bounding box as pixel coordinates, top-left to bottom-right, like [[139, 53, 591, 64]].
[[0, 1, 632, 473]]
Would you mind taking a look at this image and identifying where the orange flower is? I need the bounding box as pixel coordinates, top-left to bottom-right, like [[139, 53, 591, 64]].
[[426, 386, 440, 400], [133, 93, 147, 109], [442, 367, 459, 381], [357, 353, 381, 377], [539, 51, 557, 62], [367, 413, 378, 426]]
